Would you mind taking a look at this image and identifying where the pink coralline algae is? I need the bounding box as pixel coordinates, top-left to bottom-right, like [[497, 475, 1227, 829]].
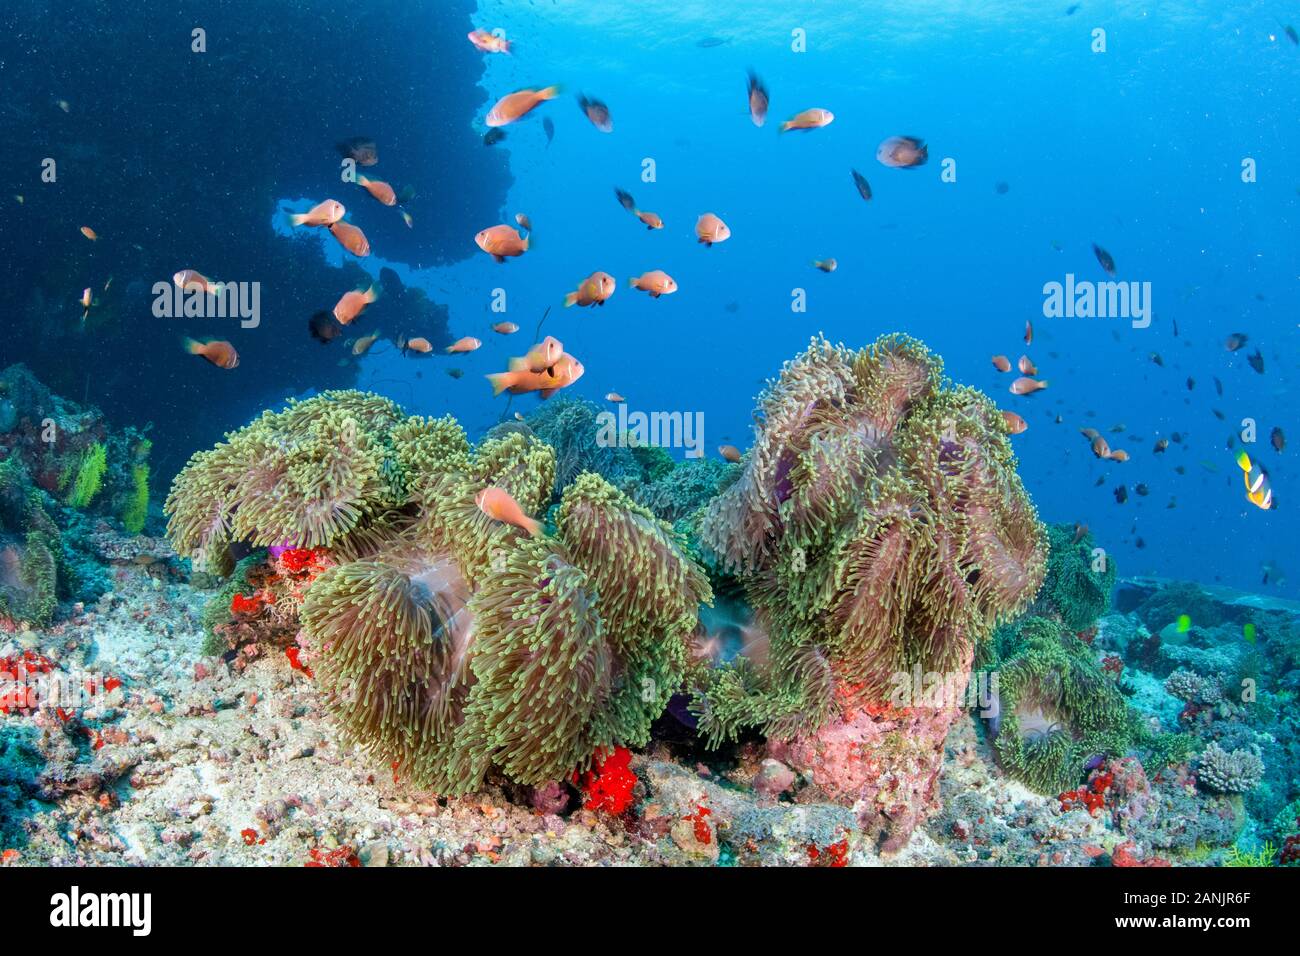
[[768, 679, 972, 855]]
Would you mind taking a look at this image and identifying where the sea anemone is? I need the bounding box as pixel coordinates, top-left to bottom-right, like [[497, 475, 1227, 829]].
[[303, 550, 476, 787], [166, 391, 411, 567], [989, 617, 1133, 794], [693, 335, 1048, 744], [172, 389, 712, 794], [451, 541, 611, 788], [1037, 522, 1117, 631]]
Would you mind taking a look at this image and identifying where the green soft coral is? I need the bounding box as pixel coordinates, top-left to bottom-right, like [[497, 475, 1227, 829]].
[[120, 463, 150, 534], [64, 442, 107, 509]]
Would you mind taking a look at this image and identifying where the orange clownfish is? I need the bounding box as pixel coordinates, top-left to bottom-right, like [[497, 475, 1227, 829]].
[[333, 284, 377, 325], [1001, 411, 1028, 435], [290, 200, 345, 227], [468, 29, 511, 54], [475, 224, 529, 262], [519, 335, 564, 373], [174, 269, 223, 295], [487, 352, 584, 398], [356, 176, 397, 206], [629, 271, 677, 298], [565, 271, 615, 308], [184, 338, 239, 369], [327, 220, 370, 257], [475, 487, 542, 537], [1009, 377, 1048, 395], [780, 108, 834, 133], [614, 188, 662, 230], [696, 213, 731, 246]]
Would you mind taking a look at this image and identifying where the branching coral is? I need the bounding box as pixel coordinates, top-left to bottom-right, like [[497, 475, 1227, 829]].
[[1165, 668, 1223, 706], [1196, 741, 1264, 794], [692, 335, 1048, 744]]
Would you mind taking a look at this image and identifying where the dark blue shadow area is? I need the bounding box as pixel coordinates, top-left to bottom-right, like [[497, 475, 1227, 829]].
[[0, 0, 510, 477]]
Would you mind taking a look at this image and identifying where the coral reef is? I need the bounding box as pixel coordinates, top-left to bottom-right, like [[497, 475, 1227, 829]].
[[635, 457, 736, 525], [1035, 522, 1116, 632], [4, 513, 1293, 867], [1195, 741, 1264, 795], [0, 345, 1236, 865], [167, 391, 711, 794], [687, 335, 1047, 849], [0, 364, 153, 624], [986, 616, 1134, 793]]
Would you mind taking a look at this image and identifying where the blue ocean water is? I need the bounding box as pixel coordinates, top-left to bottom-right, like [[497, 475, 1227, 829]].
[[2, 0, 1296, 597]]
